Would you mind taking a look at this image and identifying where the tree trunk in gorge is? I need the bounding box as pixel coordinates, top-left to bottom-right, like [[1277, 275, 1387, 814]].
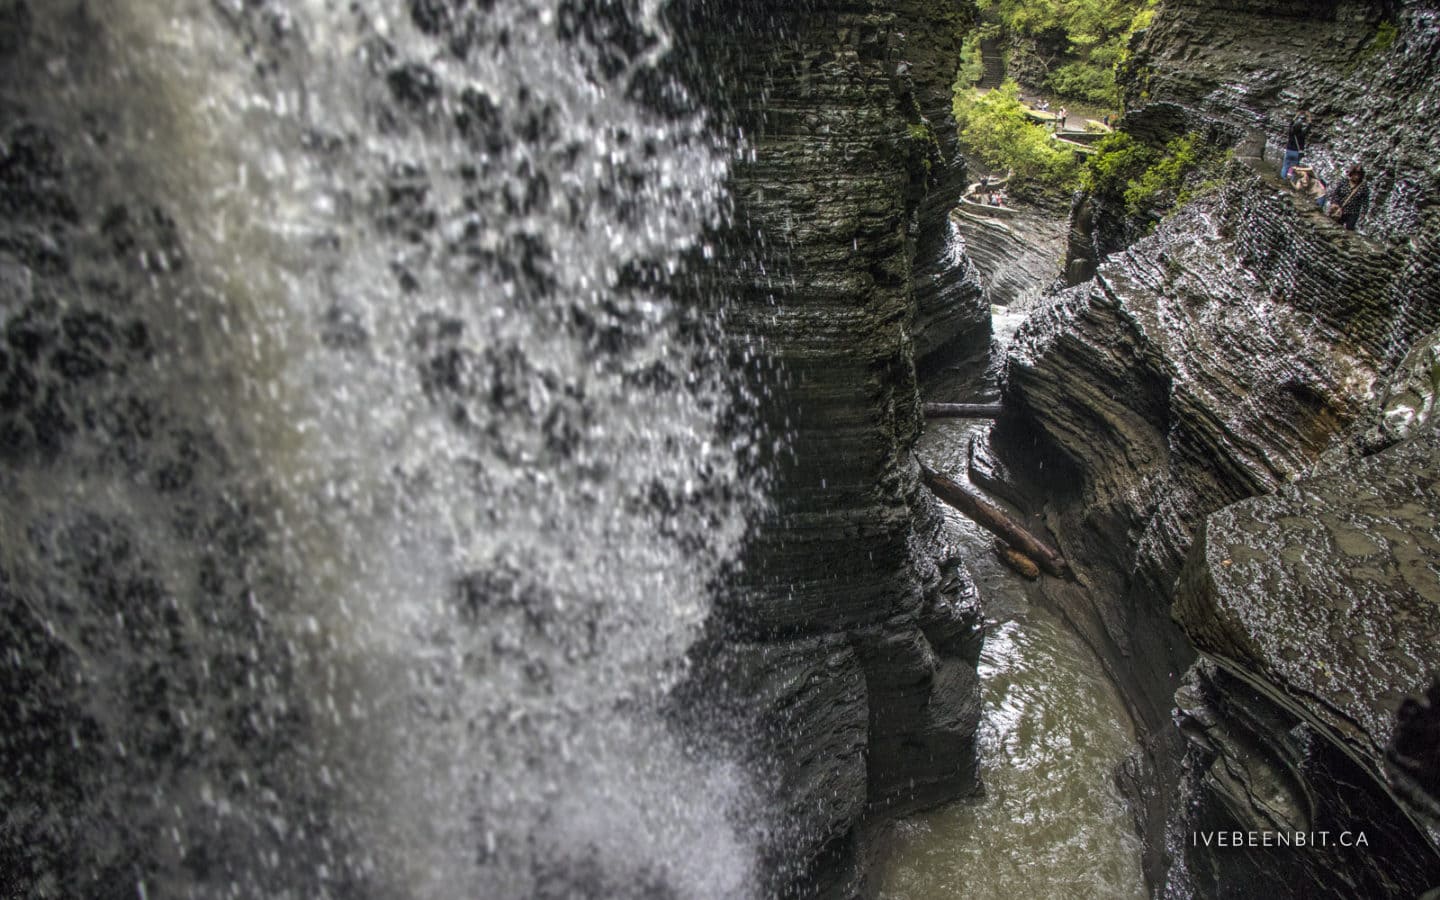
[[923, 402, 1002, 419], [919, 464, 1072, 578], [994, 540, 1041, 579]]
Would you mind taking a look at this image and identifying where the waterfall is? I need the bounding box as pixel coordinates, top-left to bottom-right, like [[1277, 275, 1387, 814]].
[[0, 1, 765, 896]]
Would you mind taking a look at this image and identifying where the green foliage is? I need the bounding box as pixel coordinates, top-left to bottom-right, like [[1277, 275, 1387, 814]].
[[1123, 134, 1200, 214], [1344, 18, 1399, 75], [1371, 20, 1398, 54], [954, 82, 1081, 191], [1045, 61, 1118, 106], [1127, 2, 1157, 33], [977, 0, 1157, 105], [1174, 176, 1225, 210], [956, 32, 984, 88], [955, 22, 1003, 90], [1081, 132, 1156, 198], [1083, 131, 1219, 217], [905, 121, 942, 177], [979, 0, 1154, 48]]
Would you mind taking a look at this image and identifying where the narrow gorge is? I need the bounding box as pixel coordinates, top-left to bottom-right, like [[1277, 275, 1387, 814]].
[[1, 1, 1437, 899]]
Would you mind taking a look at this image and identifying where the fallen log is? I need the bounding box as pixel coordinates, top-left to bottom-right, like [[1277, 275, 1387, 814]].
[[923, 402, 1002, 420], [919, 464, 1071, 578], [994, 540, 1040, 580]]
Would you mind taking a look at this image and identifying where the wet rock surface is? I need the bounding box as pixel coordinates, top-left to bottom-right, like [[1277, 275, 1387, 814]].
[[996, 2, 1440, 895], [1127, 0, 1437, 244], [673, 1, 989, 894], [1173, 430, 1440, 897], [1174, 660, 1439, 900], [951, 202, 1068, 311]]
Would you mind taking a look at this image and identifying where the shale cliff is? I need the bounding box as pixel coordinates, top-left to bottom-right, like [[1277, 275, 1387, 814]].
[[997, 1, 1440, 895], [676, 1, 992, 894]]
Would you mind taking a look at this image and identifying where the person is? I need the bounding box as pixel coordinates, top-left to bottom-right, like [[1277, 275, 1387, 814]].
[[1058, 107, 1068, 131], [1325, 163, 1369, 230], [1292, 166, 1327, 207], [1102, 113, 1111, 128], [1281, 109, 1309, 179]]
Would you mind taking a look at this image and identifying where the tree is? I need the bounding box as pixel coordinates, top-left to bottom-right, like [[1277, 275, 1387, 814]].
[[954, 82, 1081, 191]]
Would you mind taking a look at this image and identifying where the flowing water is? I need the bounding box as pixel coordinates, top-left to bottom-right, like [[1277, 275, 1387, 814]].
[[874, 602, 1147, 899], [875, 296, 1148, 898], [1, 2, 765, 897]]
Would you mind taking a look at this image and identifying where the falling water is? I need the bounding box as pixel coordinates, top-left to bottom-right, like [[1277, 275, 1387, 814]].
[[0, 2, 765, 897]]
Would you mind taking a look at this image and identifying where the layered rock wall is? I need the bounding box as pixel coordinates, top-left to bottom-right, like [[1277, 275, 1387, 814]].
[[1173, 431, 1440, 898], [676, 1, 990, 894], [1123, 0, 1436, 244], [952, 204, 1068, 309], [997, 1, 1440, 894]]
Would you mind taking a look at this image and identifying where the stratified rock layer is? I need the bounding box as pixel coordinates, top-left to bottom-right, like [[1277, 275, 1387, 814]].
[[1172, 430, 1440, 898], [999, 3, 1440, 894], [1127, 0, 1437, 247], [951, 203, 1068, 310], [677, 1, 989, 894]]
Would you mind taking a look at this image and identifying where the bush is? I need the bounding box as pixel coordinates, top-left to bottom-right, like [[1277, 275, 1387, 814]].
[[1045, 61, 1118, 106], [1371, 20, 1398, 53], [955, 32, 984, 88], [980, 0, 1155, 50], [1123, 134, 1200, 214], [1082, 131, 1218, 218], [977, 0, 1158, 105], [1127, 2, 1157, 33], [954, 82, 1082, 192], [1081, 132, 1157, 199]]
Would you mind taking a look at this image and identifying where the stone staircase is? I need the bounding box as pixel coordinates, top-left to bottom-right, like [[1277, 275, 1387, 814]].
[[978, 38, 1005, 88]]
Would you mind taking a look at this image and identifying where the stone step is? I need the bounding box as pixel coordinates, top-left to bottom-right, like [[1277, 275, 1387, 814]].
[[978, 39, 1004, 88]]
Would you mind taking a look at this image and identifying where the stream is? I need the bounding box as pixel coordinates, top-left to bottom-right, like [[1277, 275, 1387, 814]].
[[875, 291, 1148, 898]]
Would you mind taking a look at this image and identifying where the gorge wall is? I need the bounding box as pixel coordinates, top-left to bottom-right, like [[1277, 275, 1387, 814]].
[[675, 1, 993, 894], [996, 0, 1440, 895]]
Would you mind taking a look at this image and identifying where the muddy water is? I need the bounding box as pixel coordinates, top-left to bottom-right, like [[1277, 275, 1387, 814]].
[[877, 317, 1147, 897], [874, 599, 1146, 899]]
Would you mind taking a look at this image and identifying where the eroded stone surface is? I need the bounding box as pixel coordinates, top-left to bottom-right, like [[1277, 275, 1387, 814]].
[[1366, 325, 1440, 451], [1127, 1, 1438, 244], [952, 203, 1068, 310], [1174, 660, 1440, 900], [678, 2, 989, 893], [1175, 429, 1440, 864], [997, 3, 1440, 894]]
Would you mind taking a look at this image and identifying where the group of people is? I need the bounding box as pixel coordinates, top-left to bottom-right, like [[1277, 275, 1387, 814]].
[[1281, 109, 1370, 231], [967, 171, 1013, 207], [1029, 99, 1069, 130], [969, 175, 1009, 208]]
